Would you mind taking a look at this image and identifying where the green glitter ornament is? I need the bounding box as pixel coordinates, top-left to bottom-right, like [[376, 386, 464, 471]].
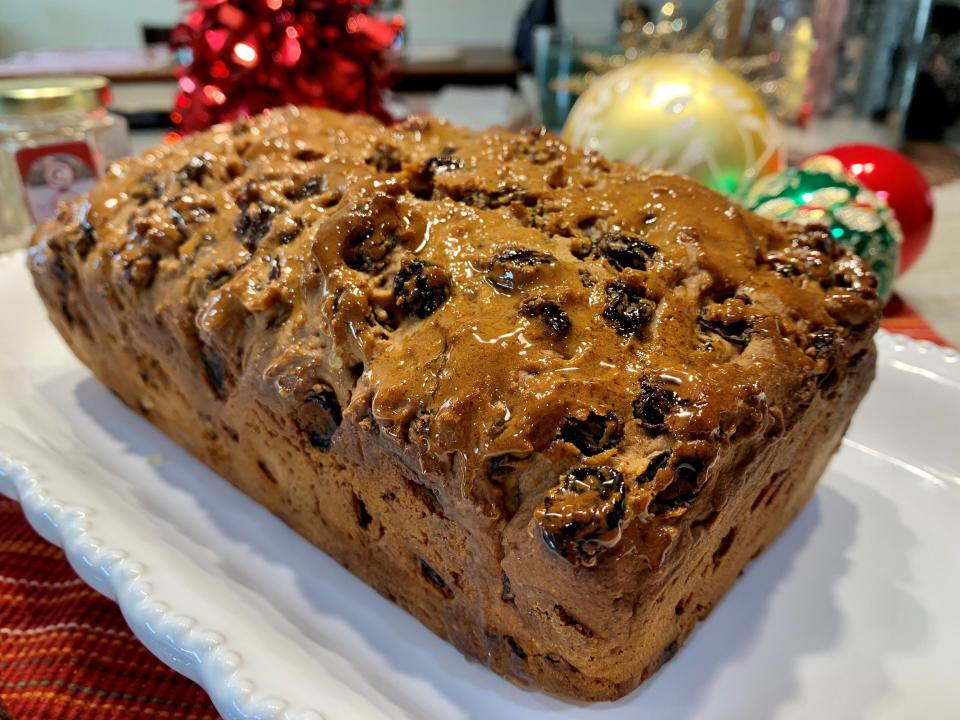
[[745, 155, 903, 300]]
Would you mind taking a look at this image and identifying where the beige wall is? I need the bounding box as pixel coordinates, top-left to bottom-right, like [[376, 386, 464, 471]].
[[0, 0, 621, 56], [0, 0, 182, 55]]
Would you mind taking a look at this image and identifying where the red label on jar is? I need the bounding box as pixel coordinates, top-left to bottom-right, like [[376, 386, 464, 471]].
[[15, 142, 99, 224]]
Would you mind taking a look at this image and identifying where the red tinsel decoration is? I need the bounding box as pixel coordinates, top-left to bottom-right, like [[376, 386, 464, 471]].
[[170, 0, 401, 133]]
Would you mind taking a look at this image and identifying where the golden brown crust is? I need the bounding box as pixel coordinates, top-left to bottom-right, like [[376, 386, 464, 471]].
[[28, 107, 881, 700]]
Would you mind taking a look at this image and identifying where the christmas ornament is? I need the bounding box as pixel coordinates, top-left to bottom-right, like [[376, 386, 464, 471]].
[[562, 54, 784, 196], [818, 144, 933, 273], [170, 0, 402, 133], [746, 155, 902, 300]]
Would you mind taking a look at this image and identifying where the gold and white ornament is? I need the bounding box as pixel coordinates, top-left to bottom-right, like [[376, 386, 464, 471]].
[[562, 53, 784, 196]]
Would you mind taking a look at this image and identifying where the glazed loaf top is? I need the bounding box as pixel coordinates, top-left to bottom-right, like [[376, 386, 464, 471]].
[[30, 107, 880, 567]]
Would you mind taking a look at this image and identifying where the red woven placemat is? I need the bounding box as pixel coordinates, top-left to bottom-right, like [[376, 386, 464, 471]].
[[0, 305, 950, 720], [0, 499, 219, 719]]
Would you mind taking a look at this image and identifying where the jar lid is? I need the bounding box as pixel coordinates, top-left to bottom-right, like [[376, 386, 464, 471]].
[[0, 75, 110, 116]]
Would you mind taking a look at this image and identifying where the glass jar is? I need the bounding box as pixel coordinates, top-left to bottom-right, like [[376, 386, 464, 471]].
[[0, 75, 131, 253], [533, 27, 619, 133]]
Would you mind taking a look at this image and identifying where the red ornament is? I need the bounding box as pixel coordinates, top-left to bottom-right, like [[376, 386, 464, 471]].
[[818, 144, 934, 273], [170, 0, 401, 134]]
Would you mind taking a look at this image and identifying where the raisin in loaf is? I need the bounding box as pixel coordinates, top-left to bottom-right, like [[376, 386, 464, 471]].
[[28, 107, 881, 701]]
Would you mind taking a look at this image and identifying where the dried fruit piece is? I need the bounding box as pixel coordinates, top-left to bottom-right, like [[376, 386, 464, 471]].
[[506, 636, 527, 660], [340, 196, 404, 272], [394, 260, 451, 318], [178, 152, 214, 186], [698, 295, 759, 347], [204, 270, 229, 291], [294, 148, 323, 162], [808, 328, 841, 389], [72, 219, 96, 259], [603, 280, 656, 337], [367, 143, 402, 172], [409, 155, 463, 197], [638, 452, 671, 484], [420, 559, 453, 598], [167, 193, 215, 231], [519, 296, 571, 337], [500, 573, 514, 601], [633, 379, 680, 434], [235, 200, 279, 251], [299, 384, 342, 451], [697, 315, 752, 346], [459, 187, 529, 209], [597, 232, 658, 271], [809, 329, 838, 360], [286, 175, 326, 200], [486, 248, 556, 293], [343, 220, 392, 271], [408, 408, 433, 441], [486, 453, 524, 516], [488, 454, 520, 477], [277, 217, 304, 245], [132, 172, 162, 204], [537, 465, 627, 565], [423, 155, 463, 174], [122, 254, 160, 289], [765, 245, 834, 285], [649, 459, 703, 514], [792, 225, 840, 258], [558, 411, 622, 456], [200, 346, 228, 399]]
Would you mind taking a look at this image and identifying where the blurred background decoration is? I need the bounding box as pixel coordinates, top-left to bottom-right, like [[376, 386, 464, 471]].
[[0, 0, 955, 148], [561, 53, 785, 196], [169, 0, 402, 132], [536, 0, 935, 153], [906, 1, 960, 146]]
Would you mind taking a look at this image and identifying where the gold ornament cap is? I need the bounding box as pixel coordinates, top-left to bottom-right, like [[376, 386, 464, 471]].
[[0, 76, 110, 117]]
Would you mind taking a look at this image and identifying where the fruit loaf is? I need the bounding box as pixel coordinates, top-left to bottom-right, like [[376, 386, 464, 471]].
[[28, 107, 881, 700]]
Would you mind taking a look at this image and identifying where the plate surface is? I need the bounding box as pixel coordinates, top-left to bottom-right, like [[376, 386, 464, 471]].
[[1, 249, 959, 720]]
